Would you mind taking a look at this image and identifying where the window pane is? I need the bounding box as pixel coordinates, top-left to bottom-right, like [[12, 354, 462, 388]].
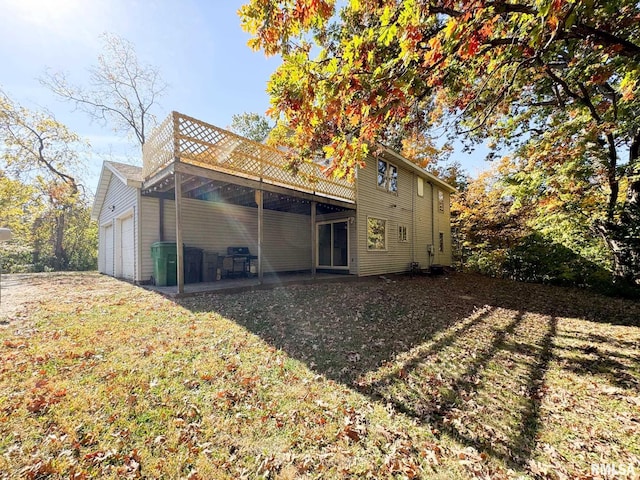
[[333, 221, 348, 266], [438, 190, 444, 212], [439, 232, 444, 252], [318, 224, 331, 266], [389, 165, 398, 192], [377, 160, 387, 188], [367, 218, 386, 250], [399, 225, 407, 242]]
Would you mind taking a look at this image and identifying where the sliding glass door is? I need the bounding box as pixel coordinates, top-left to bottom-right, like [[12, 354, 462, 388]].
[[317, 220, 349, 269]]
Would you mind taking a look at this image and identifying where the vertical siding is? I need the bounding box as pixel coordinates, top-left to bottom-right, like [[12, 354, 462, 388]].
[[160, 197, 312, 273], [355, 158, 415, 276], [97, 174, 139, 279]]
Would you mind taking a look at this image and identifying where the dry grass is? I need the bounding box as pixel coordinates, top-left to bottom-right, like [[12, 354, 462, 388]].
[[0, 272, 638, 479]]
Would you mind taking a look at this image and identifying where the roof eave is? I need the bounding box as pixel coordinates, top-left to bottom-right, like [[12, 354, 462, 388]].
[[90, 166, 112, 221]]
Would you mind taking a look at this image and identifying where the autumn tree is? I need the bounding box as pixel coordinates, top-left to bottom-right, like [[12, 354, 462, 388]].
[[452, 156, 611, 287], [0, 90, 95, 271], [239, 0, 640, 285], [229, 112, 273, 142], [42, 33, 167, 151], [0, 172, 39, 270]]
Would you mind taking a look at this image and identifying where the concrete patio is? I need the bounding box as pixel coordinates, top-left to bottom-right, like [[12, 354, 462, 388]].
[[143, 271, 357, 297]]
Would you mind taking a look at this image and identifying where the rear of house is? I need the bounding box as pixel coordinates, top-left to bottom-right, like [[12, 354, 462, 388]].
[[91, 112, 454, 288], [356, 148, 453, 276]]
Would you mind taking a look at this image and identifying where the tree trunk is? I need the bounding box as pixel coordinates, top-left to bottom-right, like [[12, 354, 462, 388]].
[[31, 216, 43, 270], [598, 177, 640, 286], [53, 209, 67, 270]]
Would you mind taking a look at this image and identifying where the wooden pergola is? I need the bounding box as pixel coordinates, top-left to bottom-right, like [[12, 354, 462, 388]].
[[142, 112, 356, 293]]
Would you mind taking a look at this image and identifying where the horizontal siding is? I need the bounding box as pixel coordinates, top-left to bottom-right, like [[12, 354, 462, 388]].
[[161, 197, 311, 273], [139, 196, 160, 282], [355, 157, 453, 276], [263, 209, 311, 272], [414, 181, 432, 268], [97, 173, 138, 278], [356, 158, 415, 276], [433, 187, 453, 265]]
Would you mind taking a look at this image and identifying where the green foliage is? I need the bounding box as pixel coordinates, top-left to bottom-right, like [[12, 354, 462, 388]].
[[0, 92, 96, 272], [0, 175, 97, 273], [452, 158, 623, 294], [228, 112, 273, 142], [240, 0, 640, 283]]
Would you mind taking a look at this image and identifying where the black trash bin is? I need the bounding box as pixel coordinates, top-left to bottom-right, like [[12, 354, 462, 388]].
[[184, 247, 203, 284], [203, 251, 219, 282]]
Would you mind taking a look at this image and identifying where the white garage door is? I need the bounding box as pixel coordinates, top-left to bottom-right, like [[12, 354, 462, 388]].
[[120, 215, 135, 280], [103, 224, 114, 275]]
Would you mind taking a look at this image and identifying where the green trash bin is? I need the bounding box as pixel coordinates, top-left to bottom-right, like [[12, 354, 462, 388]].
[[151, 241, 177, 286]]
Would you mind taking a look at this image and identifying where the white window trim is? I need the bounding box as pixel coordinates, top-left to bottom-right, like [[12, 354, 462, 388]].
[[316, 219, 350, 270], [439, 231, 445, 253], [398, 224, 408, 243], [99, 220, 114, 274], [115, 207, 135, 278], [367, 216, 388, 252], [377, 159, 399, 194], [438, 189, 445, 213]]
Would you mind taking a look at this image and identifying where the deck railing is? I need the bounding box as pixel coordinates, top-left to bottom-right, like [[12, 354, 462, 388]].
[[142, 112, 355, 203]]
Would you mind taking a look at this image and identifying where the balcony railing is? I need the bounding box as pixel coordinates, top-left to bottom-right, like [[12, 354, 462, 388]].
[[142, 112, 355, 203]]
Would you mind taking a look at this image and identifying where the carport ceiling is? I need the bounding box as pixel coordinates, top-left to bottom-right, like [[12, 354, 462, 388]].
[[145, 175, 352, 215]]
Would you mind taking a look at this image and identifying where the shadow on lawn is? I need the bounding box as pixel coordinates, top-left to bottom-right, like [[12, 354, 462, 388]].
[[179, 273, 640, 469]]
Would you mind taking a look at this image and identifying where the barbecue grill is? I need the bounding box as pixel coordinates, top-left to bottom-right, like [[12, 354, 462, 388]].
[[222, 247, 258, 277]]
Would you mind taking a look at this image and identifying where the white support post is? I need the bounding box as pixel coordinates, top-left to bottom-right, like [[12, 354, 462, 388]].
[[311, 201, 317, 278], [257, 189, 263, 283], [175, 173, 184, 294]]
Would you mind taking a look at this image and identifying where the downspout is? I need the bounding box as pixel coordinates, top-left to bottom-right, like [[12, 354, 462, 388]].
[[136, 190, 142, 284]]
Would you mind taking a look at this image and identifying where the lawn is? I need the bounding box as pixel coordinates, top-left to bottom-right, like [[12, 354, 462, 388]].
[[0, 272, 639, 479]]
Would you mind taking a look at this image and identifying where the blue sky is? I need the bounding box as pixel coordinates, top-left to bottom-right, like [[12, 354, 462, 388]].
[[0, 0, 488, 193]]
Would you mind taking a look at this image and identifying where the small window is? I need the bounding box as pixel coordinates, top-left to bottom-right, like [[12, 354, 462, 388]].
[[377, 159, 398, 193], [417, 177, 424, 197], [398, 225, 408, 243], [439, 232, 445, 253], [438, 190, 445, 212], [367, 217, 387, 250]]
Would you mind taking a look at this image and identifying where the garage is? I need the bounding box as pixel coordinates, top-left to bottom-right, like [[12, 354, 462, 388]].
[[119, 214, 135, 280]]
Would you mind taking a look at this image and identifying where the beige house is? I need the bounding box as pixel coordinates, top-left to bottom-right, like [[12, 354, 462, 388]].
[[91, 112, 455, 293]]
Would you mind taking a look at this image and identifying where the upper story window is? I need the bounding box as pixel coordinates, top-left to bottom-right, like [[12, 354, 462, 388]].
[[438, 190, 445, 212], [377, 159, 398, 193]]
